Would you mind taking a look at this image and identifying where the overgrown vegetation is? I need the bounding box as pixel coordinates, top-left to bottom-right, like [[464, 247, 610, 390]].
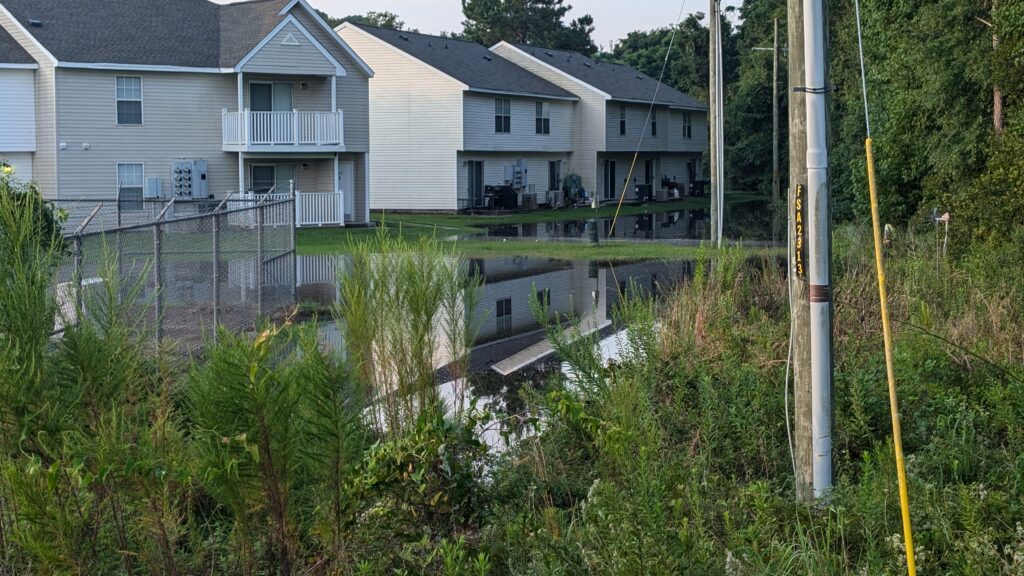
[[1, 182, 1022, 573]]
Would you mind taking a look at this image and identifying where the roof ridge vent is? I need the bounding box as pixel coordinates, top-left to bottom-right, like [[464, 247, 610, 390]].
[[28, 18, 42, 27], [544, 51, 554, 57], [399, 34, 409, 41], [583, 62, 591, 67], [483, 55, 493, 61]]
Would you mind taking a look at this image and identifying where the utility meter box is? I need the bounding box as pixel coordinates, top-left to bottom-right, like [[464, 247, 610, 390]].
[[170, 159, 209, 198]]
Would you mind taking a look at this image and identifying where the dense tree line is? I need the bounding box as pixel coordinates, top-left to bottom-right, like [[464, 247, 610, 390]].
[[330, 0, 1022, 244]]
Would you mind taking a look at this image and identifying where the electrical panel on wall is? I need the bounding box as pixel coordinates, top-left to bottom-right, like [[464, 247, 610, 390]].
[[171, 159, 210, 198]]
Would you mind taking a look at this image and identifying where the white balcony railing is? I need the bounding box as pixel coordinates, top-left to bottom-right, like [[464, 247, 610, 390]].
[[222, 109, 345, 148]]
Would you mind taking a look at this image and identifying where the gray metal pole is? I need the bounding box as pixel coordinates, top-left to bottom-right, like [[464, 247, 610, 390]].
[[714, 3, 725, 246], [708, 0, 719, 245], [212, 211, 220, 343], [290, 180, 297, 302], [803, 0, 833, 497], [73, 234, 84, 317], [772, 18, 781, 244], [256, 203, 264, 319], [153, 222, 163, 346]]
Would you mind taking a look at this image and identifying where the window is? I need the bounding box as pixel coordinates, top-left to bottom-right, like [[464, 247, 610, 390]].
[[117, 163, 144, 211], [495, 98, 511, 133], [682, 111, 692, 139], [651, 110, 658, 136], [548, 160, 561, 192], [535, 287, 551, 308], [535, 101, 550, 134], [619, 105, 626, 135], [115, 76, 142, 125], [496, 298, 512, 335]]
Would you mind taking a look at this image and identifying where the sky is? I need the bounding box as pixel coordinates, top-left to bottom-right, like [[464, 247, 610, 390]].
[[304, 0, 744, 51]]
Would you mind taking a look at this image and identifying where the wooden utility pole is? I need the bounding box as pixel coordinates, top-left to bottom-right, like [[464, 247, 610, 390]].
[[708, 0, 719, 245], [788, 0, 814, 502]]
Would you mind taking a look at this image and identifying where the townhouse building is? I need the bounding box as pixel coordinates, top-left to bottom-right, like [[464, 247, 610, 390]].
[[0, 0, 373, 225], [337, 23, 581, 212]]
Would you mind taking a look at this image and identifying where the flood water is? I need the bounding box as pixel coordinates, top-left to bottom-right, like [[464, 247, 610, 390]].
[[483, 197, 779, 242]]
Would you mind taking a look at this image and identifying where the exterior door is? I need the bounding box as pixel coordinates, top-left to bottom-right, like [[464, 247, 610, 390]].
[[548, 160, 561, 192], [604, 160, 617, 200], [338, 161, 355, 220], [275, 164, 296, 194], [468, 160, 484, 208]]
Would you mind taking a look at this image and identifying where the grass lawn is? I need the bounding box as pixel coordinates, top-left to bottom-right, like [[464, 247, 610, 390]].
[[297, 194, 767, 260]]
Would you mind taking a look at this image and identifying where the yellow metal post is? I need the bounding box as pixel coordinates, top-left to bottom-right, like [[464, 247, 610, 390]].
[[865, 137, 916, 576]]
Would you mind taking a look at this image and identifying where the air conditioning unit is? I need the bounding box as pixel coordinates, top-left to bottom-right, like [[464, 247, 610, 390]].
[[170, 159, 210, 198], [143, 177, 163, 199]]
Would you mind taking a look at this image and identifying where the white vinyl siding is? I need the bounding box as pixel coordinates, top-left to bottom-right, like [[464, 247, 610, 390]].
[[115, 76, 142, 125], [241, 21, 338, 76], [337, 24, 463, 211], [116, 162, 144, 210], [0, 9, 55, 196], [0, 69, 36, 152], [463, 94, 573, 152], [1, 152, 33, 181]]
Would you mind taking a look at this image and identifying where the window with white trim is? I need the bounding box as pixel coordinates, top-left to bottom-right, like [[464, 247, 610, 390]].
[[651, 110, 658, 136], [535, 101, 550, 134], [495, 98, 511, 133], [619, 105, 627, 135], [682, 111, 692, 139], [116, 76, 143, 125], [496, 298, 512, 335], [117, 163, 144, 211]]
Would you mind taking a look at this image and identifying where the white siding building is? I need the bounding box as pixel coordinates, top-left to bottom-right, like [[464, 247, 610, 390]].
[[337, 23, 579, 212]]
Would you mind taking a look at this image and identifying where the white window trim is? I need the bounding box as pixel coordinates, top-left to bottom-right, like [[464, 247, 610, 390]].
[[495, 97, 511, 134], [114, 75, 143, 126], [682, 111, 692, 140], [536, 101, 551, 135], [116, 162, 145, 208]]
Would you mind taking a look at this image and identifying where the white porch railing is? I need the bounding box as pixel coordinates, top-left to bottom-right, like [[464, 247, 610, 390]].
[[222, 109, 345, 147], [233, 190, 347, 227]]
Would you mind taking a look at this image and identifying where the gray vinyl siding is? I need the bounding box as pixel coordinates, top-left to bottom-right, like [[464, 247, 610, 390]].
[[455, 151, 571, 204], [240, 21, 337, 76], [337, 24, 464, 211], [462, 93, 573, 152], [292, 9, 370, 152], [667, 108, 708, 154], [55, 69, 236, 200], [490, 43, 606, 194], [605, 103, 709, 155], [474, 261, 596, 342], [0, 12, 56, 196], [241, 75, 332, 111]]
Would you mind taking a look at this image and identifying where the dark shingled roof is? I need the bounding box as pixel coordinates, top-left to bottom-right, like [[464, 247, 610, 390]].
[[349, 23, 576, 100], [511, 44, 706, 110], [0, 0, 308, 68], [0, 25, 34, 64]]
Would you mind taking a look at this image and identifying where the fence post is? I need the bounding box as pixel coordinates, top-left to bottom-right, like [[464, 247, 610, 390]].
[[73, 234, 84, 318], [290, 182, 298, 301], [153, 221, 163, 346], [337, 189, 344, 227], [212, 211, 221, 343], [256, 202, 264, 318]]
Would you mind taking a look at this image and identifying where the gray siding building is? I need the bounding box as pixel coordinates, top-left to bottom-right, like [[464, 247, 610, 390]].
[[492, 42, 708, 202], [0, 0, 373, 225]]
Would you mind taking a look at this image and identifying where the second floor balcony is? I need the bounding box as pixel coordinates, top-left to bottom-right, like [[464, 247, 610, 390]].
[[222, 109, 345, 152]]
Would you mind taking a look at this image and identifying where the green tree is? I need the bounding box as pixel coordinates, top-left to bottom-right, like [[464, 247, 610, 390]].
[[461, 0, 596, 55], [316, 9, 413, 31]]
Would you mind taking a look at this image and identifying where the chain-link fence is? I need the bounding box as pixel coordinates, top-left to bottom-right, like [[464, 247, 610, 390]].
[[54, 197, 296, 355]]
